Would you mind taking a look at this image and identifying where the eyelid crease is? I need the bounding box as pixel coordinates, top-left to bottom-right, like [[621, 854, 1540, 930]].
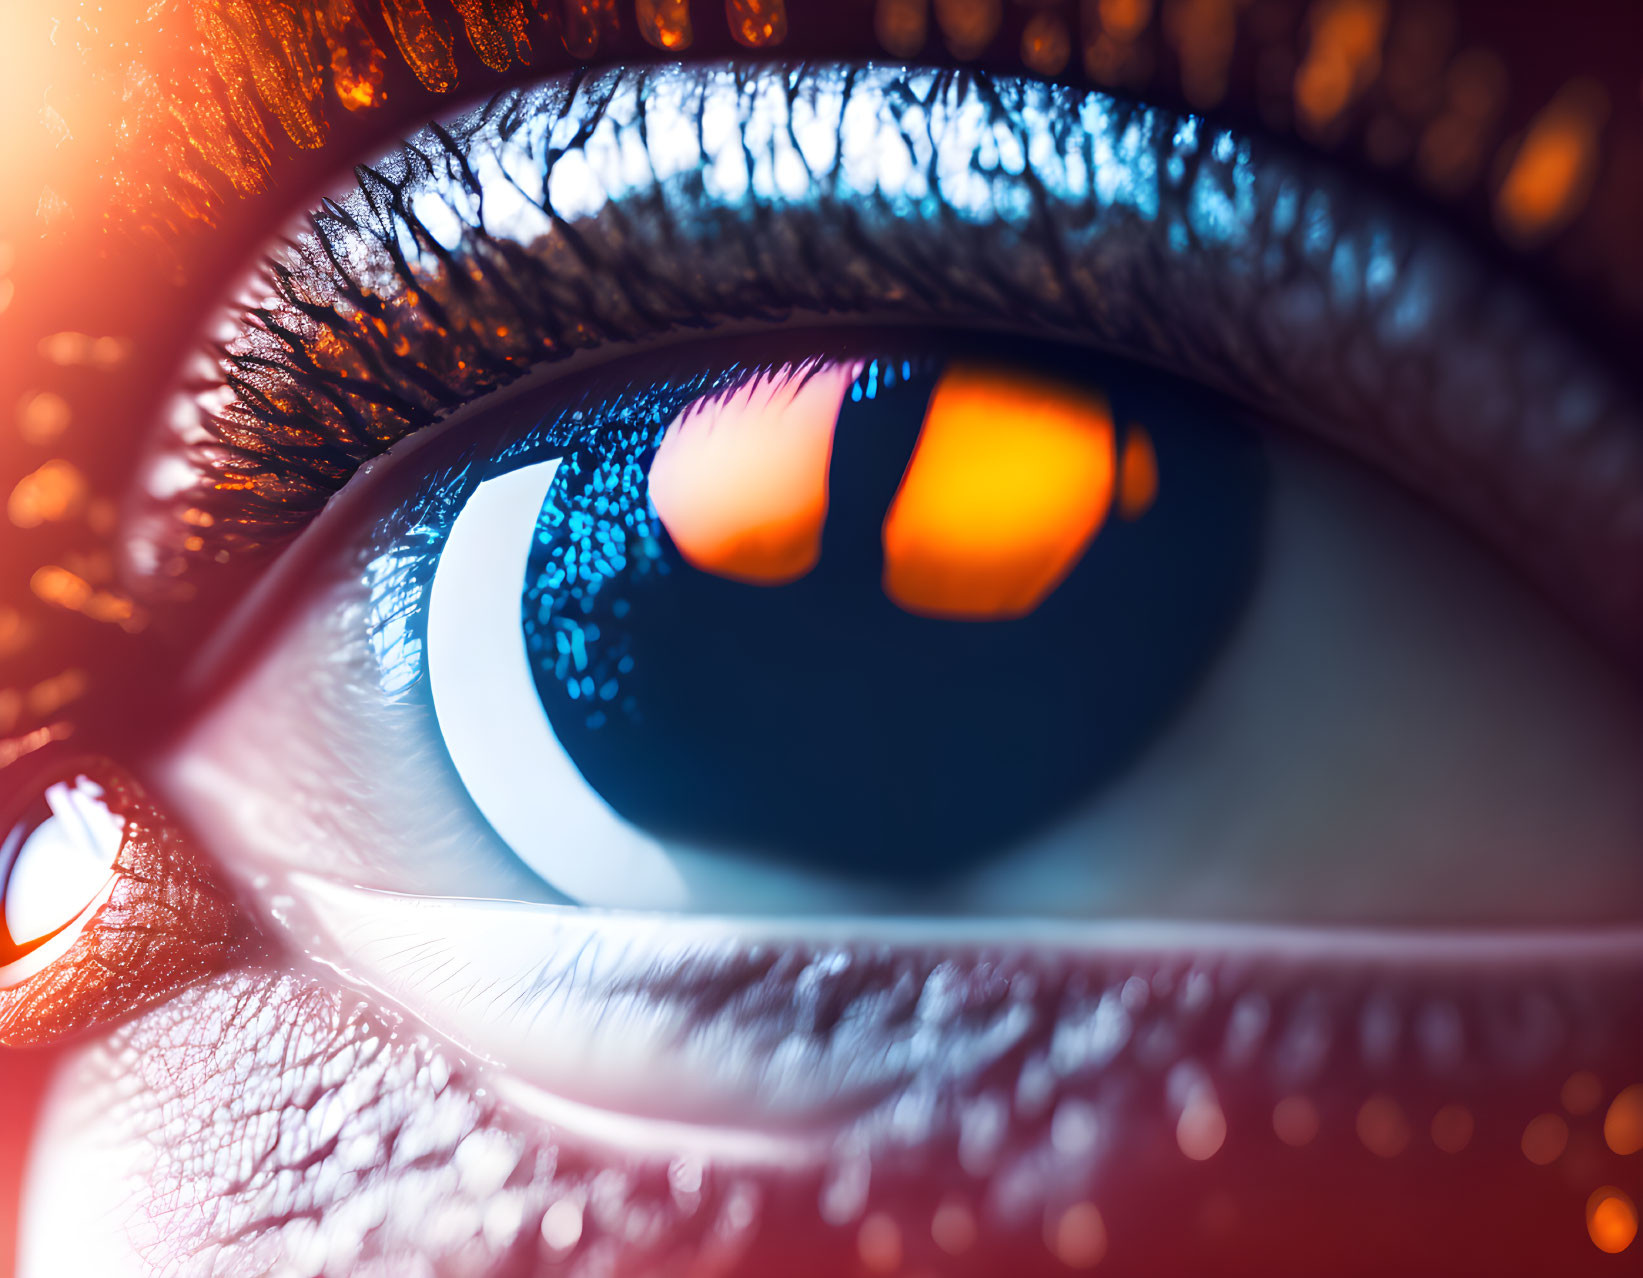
[[135, 59, 1643, 657]]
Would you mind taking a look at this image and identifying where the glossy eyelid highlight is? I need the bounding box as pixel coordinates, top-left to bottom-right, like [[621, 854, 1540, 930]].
[[284, 873, 1643, 1137]]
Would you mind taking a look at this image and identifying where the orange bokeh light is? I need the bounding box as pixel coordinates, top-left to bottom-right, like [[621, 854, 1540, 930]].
[[1355, 1094, 1411, 1158], [1604, 1083, 1643, 1156], [649, 363, 855, 586], [1429, 1104, 1474, 1154], [1520, 1112, 1568, 1166], [1496, 79, 1607, 244], [1272, 1095, 1319, 1147], [882, 365, 1116, 620], [1587, 1187, 1638, 1255], [1562, 1071, 1604, 1116]]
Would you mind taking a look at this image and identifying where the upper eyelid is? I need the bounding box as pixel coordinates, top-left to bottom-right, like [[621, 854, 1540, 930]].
[[127, 61, 1643, 662], [47, 3, 1634, 280]]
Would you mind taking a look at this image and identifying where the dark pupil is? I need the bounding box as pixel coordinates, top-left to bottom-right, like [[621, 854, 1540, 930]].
[[522, 355, 1268, 887]]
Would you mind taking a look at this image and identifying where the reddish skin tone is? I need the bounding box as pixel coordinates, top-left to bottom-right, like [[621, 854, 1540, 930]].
[[1, 1, 1642, 1274]]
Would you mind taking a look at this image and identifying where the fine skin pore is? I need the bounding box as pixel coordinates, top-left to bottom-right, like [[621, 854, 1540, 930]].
[[2, 4, 1643, 1277]]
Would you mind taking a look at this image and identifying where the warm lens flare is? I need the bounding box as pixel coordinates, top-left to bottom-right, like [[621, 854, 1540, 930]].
[[648, 363, 856, 585], [881, 365, 1116, 620]]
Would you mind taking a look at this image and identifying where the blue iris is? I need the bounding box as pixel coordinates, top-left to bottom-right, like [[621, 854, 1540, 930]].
[[521, 348, 1268, 883]]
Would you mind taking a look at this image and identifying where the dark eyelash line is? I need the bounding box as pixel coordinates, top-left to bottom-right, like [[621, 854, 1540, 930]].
[[136, 60, 1643, 657]]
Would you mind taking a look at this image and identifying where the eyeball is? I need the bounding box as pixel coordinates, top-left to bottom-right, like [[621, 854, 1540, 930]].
[[1, 774, 125, 986], [0, 758, 247, 1047]]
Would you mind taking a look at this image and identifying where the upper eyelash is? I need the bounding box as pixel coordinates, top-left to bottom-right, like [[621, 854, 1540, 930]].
[[133, 59, 1643, 656]]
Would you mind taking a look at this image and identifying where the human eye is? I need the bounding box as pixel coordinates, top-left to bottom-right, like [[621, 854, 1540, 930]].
[[6, 15, 1643, 1278]]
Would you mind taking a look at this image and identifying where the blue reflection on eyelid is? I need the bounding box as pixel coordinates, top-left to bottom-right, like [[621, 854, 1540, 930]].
[[1302, 189, 1335, 257], [987, 119, 1028, 178], [411, 190, 467, 253], [1186, 145, 1256, 251], [1270, 180, 1301, 236], [1365, 231, 1398, 301], [1331, 238, 1362, 306], [1085, 105, 1160, 221], [1382, 257, 1439, 341], [705, 131, 751, 201], [362, 458, 481, 697], [472, 150, 553, 246], [366, 549, 424, 697]]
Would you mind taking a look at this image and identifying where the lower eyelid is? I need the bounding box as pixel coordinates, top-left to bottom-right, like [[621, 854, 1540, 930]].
[[272, 873, 1643, 1135]]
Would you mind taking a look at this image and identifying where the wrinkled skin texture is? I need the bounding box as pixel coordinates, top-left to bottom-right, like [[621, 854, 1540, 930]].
[[28, 944, 1643, 1276]]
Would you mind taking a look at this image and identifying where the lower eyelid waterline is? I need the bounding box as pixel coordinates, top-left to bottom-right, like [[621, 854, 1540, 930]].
[[137, 60, 1643, 653], [279, 873, 1643, 1132]]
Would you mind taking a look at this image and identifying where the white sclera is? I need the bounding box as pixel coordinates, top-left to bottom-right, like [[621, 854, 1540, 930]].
[[426, 458, 690, 910], [3, 778, 124, 947]]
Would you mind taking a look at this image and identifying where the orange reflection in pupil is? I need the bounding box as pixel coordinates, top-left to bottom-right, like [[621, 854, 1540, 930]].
[[883, 366, 1117, 620], [653, 361, 1138, 617], [1119, 424, 1159, 519], [649, 364, 856, 585]]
